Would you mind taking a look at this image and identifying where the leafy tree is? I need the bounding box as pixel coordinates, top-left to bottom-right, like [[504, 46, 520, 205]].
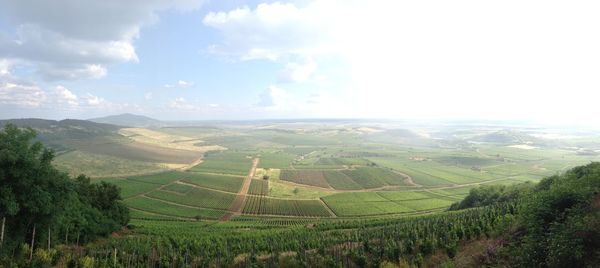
[[0, 124, 128, 259], [0, 124, 73, 252]]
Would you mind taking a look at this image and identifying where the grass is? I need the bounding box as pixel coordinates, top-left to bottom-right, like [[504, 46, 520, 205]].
[[400, 198, 454, 211], [322, 191, 453, 217], [257, 150, 296, 168], [124, 196, 224, 219], [342, 167, 409, 187], [322, 194, 412, 216], [189, 151, 254, 175], [323, 171, 363, 190], [55, 150, 168, 178], [433, 155, 500, 167], [376, 191, 436, 201], [146, 187, 235, 210], [129, 208, 182, 221], [249, 179, 269, 195], [255, 168, 336, 199], [243, 196, 331, 217], [119, 127, 224, 153], [77, 139, 202, 164], [162, 183, 193, 194], [125, 171, 186, 185], [181, 172, 244, 193], [280, 170, 331, 188], [99, 178, 159, 198], [427, 187, 473, 196]]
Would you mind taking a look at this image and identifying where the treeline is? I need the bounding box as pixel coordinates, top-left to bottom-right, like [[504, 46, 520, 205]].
[[448, 182, 533, 210], [0, 124, 129, 266], [448, 163, 600, 266], [503, 163, 600, 267]]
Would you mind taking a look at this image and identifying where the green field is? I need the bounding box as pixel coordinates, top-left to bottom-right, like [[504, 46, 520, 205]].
[[147, 187, 235, 210], [248, 179, 269, 195], [124, 196, 224, 219], [243, 196, 331, 217], [57, 122, 600, 221], [189, 151, 254, 175], [279, 169, 331, 188], [322, 191, 454, 217], [323, 170, 363, 190], [181, 172, 244, 193]]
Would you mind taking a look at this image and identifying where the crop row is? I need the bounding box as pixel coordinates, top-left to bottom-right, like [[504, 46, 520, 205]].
[[280, 167, 410, 190], [243, 196, 331, 217], [146, 186, 235, 210], [248, 179, 269, 195]]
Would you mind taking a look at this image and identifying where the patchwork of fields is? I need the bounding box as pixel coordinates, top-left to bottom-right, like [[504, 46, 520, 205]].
[[279, 167, 412, 190], [89, 124, 600, 221]]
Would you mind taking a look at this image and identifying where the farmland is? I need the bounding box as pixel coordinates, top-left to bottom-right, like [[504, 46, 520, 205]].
[[243, 196, 332, 217], [7, 118, 600, 266], [248, 179, 269, 195], [72, 121, 600, 222], [189, 151, 254, 175]]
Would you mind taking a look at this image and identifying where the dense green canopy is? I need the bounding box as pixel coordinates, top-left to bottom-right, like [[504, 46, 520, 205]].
[[0, 124, 128, 259]]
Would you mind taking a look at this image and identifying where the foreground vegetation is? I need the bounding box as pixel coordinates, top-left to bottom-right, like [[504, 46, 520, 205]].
[[0, 124, 129, 266], [61, 163, 600, 266], [2, 119, 600, 267]]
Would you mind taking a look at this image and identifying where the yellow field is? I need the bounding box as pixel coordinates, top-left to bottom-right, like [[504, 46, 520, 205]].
[[120, 128, 226, 153]]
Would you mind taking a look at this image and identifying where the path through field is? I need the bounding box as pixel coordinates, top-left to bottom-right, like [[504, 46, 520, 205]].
[[220, 158, 260, 221]]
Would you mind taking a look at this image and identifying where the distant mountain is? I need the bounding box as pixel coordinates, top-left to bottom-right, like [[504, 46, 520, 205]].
[[89, 113, 164, 127], [0, 118, 121, 152], [471, 130, 540, 145], [365, 128, 431, 145]]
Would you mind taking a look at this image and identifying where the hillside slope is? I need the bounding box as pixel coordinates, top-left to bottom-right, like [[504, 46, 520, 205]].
[[0, 118, 121, 152], [89, 113, 164, 127]]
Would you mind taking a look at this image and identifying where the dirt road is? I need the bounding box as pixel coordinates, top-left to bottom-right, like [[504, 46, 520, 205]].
[[219, 158, 259, 221]]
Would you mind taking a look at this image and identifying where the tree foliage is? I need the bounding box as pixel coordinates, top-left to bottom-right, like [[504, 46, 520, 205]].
[[511, 163, 600, 267], [0, 124, 128, 259], [449, 183, 533, 210]]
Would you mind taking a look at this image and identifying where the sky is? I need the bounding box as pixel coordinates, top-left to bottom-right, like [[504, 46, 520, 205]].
[[0, 0, 599, 124]]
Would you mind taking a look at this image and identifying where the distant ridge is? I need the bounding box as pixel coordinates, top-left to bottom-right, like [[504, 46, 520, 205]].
[[89, 113, 164, 127], [0, 118, 120, 132], [0, 118, 121, 152]]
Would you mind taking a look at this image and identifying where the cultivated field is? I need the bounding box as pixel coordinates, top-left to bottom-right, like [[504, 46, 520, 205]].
[[74, 122, 600, 221]]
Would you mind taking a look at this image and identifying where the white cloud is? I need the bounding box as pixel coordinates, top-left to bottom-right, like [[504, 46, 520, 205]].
[[0, 59, 11, 76], [256, 85, 287, 108], [54, 85, 78, 107], [0, 80, 46, 107], [144, 92, 153, 100], [206, 0, 600, 123], [168, 97, 197, 110], [38, 64, 108, 80], [82, 94, 107, 107], [0, 0, 206, 80], [203, 1, 337, 61], [278, 59, 317, 83], [164, 80, 194, 88]]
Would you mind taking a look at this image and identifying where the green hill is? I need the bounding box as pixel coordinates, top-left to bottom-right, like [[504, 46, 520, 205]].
[[89, 113, 164, 127]]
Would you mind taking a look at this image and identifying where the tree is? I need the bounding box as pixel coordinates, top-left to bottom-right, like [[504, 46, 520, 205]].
[[0, 124, 128, 257], [0, 124, 73, 253]]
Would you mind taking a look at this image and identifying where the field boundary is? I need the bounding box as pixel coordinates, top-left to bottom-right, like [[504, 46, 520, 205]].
[[220, 158, 260, 221], [319, 198, 338, 217]]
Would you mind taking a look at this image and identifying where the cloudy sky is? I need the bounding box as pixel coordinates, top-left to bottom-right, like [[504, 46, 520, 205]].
[[0, 0, 599, 124]]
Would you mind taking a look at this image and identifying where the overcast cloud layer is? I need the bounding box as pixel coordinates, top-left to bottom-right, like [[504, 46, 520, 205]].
[[0, 0, 599, 125]]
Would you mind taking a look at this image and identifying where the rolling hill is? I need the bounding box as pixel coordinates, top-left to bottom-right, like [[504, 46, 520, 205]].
[[89, 113, 164, 127]]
